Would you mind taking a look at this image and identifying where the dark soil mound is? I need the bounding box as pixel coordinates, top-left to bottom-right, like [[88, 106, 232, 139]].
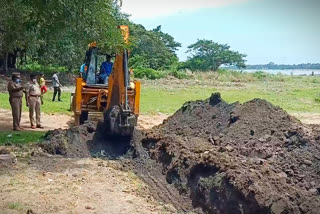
[[141, 93, 320, 214], [40, 122, 96, 158], [40, 121, 132, 159]]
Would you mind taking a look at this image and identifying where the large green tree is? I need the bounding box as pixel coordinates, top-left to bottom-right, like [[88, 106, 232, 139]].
[[0, 0, 124, 71], [152, 25, 181, 54], [185, 39, 246, 71], [0, 0, 181, 73], [129, 24, 181, 70]]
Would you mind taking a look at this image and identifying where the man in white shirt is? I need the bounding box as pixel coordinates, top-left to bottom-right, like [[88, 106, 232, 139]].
[[52, 72, 62, 101]]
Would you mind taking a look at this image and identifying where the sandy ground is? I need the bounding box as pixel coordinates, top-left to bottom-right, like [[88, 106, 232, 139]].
[[0, 154, 176, 214], [291, 112, 320, 125], [0, 109, 73, 132], [137, 114, 169, 129], [0, 108, 168, 132]]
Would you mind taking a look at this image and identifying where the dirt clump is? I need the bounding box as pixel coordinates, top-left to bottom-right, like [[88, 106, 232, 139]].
[[40, 121, 133, 159], [40, 122, 96, 158], [141, 93, 320, 214]]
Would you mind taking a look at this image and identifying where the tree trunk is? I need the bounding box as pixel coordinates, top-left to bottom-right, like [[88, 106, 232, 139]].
[[20, 51, 23, 66], [5, 52, 8, 73]]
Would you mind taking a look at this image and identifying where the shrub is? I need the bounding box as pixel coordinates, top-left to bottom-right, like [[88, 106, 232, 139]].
[[169, 69, 189, 79], [133, 67, 166, 80], [252, 71, 268, 80], [315, 94, 320, 103], [19, 62, 67, 73]]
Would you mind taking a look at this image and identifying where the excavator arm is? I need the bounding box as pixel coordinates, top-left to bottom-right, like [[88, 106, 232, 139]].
[[104, 25, 138, 136]]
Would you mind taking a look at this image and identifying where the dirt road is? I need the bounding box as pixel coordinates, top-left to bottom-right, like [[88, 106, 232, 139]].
[[0, 154, 175, 213]]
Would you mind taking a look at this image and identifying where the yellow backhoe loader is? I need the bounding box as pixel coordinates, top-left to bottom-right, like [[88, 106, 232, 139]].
[[72, 25, 141, 136]]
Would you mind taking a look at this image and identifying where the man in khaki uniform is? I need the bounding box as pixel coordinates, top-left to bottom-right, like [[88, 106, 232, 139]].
[[7, 73, 24, 131], [26, 74, 42, 129]]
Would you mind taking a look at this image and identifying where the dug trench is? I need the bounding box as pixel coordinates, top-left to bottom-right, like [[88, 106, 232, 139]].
[[40, 93, 320, 214]]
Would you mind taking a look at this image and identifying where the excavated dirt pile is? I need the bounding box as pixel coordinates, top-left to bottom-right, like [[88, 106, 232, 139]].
[[40, 121, 132, 159], [40, 122, 96, 158], [141, 93, 320, 214]]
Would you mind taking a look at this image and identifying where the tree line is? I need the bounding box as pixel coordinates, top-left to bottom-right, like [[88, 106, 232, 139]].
[[0, 0, 246, 73]]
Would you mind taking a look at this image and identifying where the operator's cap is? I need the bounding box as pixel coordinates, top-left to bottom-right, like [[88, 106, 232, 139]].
[[12, 72, 21, 78]]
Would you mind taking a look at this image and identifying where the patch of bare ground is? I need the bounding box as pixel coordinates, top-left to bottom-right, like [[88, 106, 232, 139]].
[[0, 150, 176, 214], [292, 112, 320, 125]]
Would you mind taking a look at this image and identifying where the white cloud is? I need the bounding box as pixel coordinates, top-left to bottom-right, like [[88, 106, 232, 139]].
[[121, 0, 247, 19]]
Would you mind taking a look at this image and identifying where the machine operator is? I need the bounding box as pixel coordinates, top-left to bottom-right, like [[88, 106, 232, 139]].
[[99, 54, 113, 84]]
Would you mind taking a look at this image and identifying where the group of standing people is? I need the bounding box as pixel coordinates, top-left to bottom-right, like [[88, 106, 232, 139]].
[[7, 72, 62, 131]]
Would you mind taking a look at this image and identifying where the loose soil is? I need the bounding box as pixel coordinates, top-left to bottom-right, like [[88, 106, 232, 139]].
[[38, 93, 320, 214], [141, 93, 320, 214]]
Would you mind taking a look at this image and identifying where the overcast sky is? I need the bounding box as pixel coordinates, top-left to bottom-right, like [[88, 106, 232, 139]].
[[121, 0, 320, 64]]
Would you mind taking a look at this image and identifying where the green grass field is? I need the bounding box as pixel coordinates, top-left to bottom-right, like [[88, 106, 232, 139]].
[[140, 85, 320, 114], [0, 92, 72, 114], [140, 73, 320, 114], [0, 131, 45, 146], [1, 72, 320, 115]]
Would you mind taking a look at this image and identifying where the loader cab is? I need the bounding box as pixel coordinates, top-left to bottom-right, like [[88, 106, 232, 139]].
[[83, 45, 114, 87]]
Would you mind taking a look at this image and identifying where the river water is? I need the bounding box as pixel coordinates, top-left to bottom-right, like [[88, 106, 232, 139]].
[[240, 69, 320, 76]]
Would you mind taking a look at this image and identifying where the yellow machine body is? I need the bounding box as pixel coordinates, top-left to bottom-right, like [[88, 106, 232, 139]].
[[73, 26, 141, 135]]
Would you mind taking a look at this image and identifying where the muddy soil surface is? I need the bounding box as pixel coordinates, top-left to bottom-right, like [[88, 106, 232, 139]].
[[40, 93, 320, 214]]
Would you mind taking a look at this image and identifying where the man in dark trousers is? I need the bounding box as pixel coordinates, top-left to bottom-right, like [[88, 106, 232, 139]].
[[7, 73, 24, 131], [52, 71, 62, 101]]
